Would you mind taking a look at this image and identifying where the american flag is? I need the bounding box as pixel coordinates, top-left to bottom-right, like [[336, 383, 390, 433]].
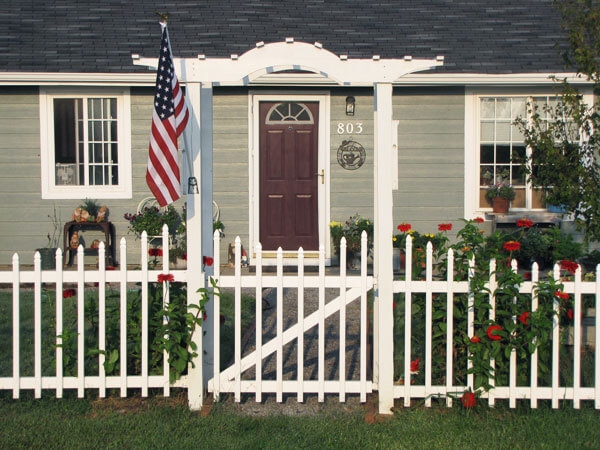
[[146, 24, 189, 207]]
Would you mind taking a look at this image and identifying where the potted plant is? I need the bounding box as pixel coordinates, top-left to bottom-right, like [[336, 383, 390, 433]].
[[329, 214, 373, 269], [36, 204, 61, 270], [486, 182, 516, 213]]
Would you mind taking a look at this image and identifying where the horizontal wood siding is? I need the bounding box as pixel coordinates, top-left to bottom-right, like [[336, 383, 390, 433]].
[[0, 87, 186, 265], [213, 88, 249, 262], [393, 87, 465, 236]]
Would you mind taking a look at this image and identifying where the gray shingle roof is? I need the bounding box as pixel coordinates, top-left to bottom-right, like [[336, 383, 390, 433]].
[[0, 0, 570, 74]]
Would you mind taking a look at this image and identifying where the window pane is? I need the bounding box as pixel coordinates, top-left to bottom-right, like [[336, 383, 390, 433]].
[[511, 165, 526, 186], [511, 124, 525, 142], [496, 122, 511, 141], [480, 166, 494, 186], [496, 144, 510, 164], [110, 121, 117, 141], [512, 189, 526, 208], [111, 165, 119, 185], [480, 188, 491, 208], [480, 144, 494, 164], [480, 122, 494, 141], [495, 165, 510, 183], [110, 143, 118, 163], [512, 144, 526, 163], [53, 99, 81, 186], [109, 99, 117, 119], [481, 98, 495, 119], [496, 98, 511, 119], [511, 97, 527, 118]]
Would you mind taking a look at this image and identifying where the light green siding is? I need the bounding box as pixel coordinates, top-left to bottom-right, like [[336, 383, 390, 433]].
[[393, 87, 466, 236]]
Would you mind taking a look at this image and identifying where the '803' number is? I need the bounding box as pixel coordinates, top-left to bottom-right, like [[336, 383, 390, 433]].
[[337, 122, 363, 134]]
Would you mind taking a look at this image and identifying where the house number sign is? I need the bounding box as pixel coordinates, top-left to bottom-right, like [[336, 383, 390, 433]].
[[337, 122, 363, 134]]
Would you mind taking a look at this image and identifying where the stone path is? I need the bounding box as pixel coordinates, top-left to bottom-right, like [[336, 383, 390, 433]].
[[219, 278, 369, 415]]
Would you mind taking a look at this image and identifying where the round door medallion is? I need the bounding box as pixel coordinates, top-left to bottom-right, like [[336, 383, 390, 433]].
[[337, 140, 366, 170]]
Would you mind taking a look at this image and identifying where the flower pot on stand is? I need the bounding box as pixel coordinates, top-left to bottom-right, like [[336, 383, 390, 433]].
[[393, 248, 405, 273], [36, 248, 57, 270], [492, 197, 510, 213]]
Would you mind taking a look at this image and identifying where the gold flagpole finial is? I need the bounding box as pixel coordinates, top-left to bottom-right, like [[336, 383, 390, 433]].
[[156, 12, 169, 24]]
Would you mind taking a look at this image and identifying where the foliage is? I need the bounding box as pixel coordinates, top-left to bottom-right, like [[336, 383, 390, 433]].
[[80, 198, 101, 219], [329, 214, 373, 254], [392, 219, 583, 394], [485, 182, 516, 201], [45, 203, 61, 248], [514, 0, 600, 242], [516, 225, 583, 268], [124, 206, 182, 238], [50, 276, 218, 383]]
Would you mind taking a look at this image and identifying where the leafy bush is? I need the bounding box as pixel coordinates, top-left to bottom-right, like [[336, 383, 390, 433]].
[[124, 206, 182, 238], [329, 214, 373, 255]]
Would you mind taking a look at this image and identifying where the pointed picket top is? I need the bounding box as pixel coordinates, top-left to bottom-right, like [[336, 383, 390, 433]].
[[532, 262, 539, 279], [511, 258, 518, 272], [340, 236, 347, 248], [34, 251, 41, 265], [141, 230, 148, 241], [235, 236, 241, 245], [12, 253, 19, 268], [99, 241, 105, 250], [120, 237, 127, 248], [426, 240, 433, 255], [405, 234, 413, 251], [214, 229, 221, 239], [162, 224, 169, 235], [255, 241, 262, 252]]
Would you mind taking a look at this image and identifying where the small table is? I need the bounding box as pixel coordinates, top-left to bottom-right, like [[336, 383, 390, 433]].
[[63, 221, 115, 267], [485, 212, 563, 232]]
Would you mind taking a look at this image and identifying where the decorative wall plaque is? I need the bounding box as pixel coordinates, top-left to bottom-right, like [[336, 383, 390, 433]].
[[337, 140, 366, 170]]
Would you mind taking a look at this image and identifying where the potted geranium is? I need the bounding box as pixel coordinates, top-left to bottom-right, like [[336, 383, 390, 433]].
[[486, 182, 515, 213], [329, 214, 373, 268]]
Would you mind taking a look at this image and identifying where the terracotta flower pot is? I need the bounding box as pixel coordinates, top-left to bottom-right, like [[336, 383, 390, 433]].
[[492, 197, 510, 213]]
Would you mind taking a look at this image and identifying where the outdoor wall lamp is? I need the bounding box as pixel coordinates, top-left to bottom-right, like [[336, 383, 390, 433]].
[[345, 96, 355, 116]]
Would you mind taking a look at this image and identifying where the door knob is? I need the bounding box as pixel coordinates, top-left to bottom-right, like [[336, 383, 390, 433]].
[[315, 169, 324, 184]]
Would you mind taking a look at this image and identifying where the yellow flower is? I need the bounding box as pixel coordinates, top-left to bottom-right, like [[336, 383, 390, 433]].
[[393, 237, 397, 241], [407, 230, 414, 235]]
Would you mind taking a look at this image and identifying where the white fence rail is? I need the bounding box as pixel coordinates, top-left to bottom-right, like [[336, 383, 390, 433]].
[[394, 235, 600, 409], [208, 230, 374, 403], [0, 226, 187, 399]]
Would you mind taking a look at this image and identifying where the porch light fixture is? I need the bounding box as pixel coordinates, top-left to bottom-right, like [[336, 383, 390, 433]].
[[346, 96, 355, 116]]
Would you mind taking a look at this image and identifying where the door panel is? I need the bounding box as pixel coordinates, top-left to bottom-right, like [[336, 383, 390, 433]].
[[259, 101, 319, 251]]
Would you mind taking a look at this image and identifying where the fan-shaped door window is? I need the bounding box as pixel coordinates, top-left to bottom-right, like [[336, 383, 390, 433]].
[[265, 102, 314, 124]]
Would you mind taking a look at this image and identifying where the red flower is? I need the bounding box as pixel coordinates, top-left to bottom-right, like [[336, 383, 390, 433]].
[[393, 302, 396, 310], [524, 271, 531, 280], [461, 392, 477, 408], [560, 260, 579, 275], [62, 289, 75, 299], [516, 219, 533, 228], [518, 311, 530, 325], [470, 336, 481, 343], [568, 309, 574, 320], [438, 223, 452, 231], [398, 223, 411, 232], [203, 256, 214, 267], [503, 241, 521, 252], [555, 291, 569, 300], [106, 266, 116, 271], [203, 312, 208, 321], [149, 248, 163, 257], [182, 253, 187, 261], [473, 217, 484, 223], [157, 273, 174, 283], [487, 325, 502, 340], [410, 357, 420, 374]]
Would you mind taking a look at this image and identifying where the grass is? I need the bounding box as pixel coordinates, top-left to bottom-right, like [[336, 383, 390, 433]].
[[1, 392, 600, 448]]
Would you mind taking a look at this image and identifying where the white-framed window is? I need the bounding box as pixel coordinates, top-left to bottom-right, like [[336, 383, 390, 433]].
[[464, 87, 593, 218], [39, 87, 132, 199]]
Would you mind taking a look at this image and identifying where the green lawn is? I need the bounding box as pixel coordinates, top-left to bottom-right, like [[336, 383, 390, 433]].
[[1, 392, 600, 448]]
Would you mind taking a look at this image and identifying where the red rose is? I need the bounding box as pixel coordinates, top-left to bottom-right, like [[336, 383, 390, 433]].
[[518, 311, 530, 325], [470, 336, 481, 343], [438, 223, 452, 231], [516, 219, 533, 228], [203, 256, 214, 267], [410, 357, 420, 374], [473, 217, 484, 223], [524, 271, 531, 280], [393, 302, 396, 310], [487, 325, 502, 340], [503, 241, 521, 252], [461, 391, 476, 408], [157, 273, 174, 283], [149, 248, 163, 257], [398, 223, 411, 232], [555, 291, 569, 300], [560, 260, 579, 275], [62, 289, 76, 299], [568, 309, 574, 320]]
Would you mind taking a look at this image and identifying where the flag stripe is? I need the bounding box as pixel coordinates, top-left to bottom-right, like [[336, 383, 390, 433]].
[[146, 24, 189, 207]]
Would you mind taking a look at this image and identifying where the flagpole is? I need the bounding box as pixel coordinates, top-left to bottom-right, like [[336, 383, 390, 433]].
[[162, 21, 197, 194]]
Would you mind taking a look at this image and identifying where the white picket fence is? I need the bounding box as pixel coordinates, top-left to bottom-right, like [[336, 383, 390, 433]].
[[395, 235, 600, 409], [0, 226, 188, 399], [208, 231, 374, 403]]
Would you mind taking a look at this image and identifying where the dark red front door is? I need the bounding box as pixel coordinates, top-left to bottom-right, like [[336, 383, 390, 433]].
[[259, 101, 319, 251]]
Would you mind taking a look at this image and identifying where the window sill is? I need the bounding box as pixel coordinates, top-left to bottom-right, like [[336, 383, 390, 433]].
[[42, 186, 132, 200]]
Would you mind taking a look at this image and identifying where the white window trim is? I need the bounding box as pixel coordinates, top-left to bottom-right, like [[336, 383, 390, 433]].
[[464, 86, 594, 220], [39, 86, 132, 199], [248, 91, 331, 265]]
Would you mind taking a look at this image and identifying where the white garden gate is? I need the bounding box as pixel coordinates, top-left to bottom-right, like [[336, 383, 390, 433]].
[[208, 231, 373, 403]]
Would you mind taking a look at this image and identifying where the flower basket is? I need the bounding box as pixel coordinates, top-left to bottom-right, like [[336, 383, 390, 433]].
[[492, 197, 510, 213]]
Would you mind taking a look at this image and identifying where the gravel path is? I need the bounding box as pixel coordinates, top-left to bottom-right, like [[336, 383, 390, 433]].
[[219, 277, 368, 415]]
